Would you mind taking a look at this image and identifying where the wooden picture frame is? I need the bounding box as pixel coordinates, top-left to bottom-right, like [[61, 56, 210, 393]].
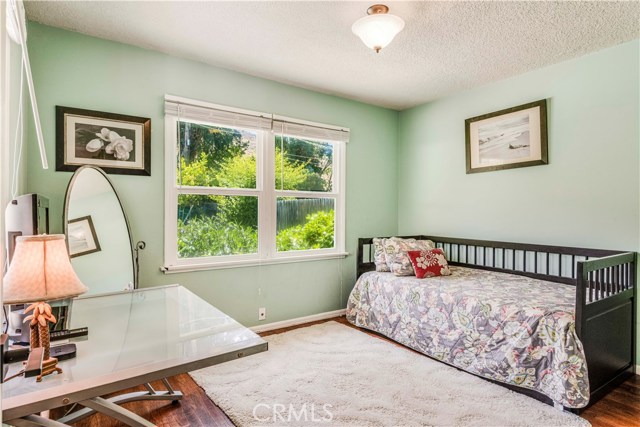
[[56, 106, 151, 176], [465, 99, 548, 174], [68, 215, 101, 258]]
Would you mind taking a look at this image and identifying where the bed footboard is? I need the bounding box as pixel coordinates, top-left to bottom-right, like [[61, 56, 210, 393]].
[[576, 252, 637, 405]]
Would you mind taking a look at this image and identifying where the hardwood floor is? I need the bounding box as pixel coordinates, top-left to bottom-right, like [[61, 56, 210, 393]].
[[581, 377, 640, 427], [53, 317, 640, 426]]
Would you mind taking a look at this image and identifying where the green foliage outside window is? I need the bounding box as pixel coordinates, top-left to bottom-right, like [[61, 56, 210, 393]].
[[177, 121, 335, 258], [177, 209, 334, 258], [276, 210, 335, 251], [178, 216, 258, 258], [178, 122, 247, 173]]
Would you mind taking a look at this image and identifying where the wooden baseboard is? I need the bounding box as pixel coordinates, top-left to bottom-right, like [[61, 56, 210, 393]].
[[249, 309, 346, 333]]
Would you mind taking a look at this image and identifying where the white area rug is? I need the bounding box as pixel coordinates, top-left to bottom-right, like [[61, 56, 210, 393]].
[[190, 321, 589, 427]]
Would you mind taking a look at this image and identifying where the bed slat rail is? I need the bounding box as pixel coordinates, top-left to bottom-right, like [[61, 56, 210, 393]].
[[426, 235, 623, 285]]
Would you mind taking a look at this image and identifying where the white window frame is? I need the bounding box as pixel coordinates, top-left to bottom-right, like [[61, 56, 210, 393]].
[[163, 96, 347, 273]]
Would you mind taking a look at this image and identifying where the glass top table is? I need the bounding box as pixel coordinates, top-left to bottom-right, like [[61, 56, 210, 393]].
[[2, 284, 267, 425]]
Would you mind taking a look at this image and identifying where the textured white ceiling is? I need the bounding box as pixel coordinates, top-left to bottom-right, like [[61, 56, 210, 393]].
[[25, 1, 640, 110]]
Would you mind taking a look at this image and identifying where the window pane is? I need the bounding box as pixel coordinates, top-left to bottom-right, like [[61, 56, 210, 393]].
[[178, 194, 257, 258], [276, 198, 335, 252], [178, 121, 257, 189], [275, 136, 333, 192]]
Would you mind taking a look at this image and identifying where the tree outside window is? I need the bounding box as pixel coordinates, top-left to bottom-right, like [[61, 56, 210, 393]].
[[177, 121, 336, 259]]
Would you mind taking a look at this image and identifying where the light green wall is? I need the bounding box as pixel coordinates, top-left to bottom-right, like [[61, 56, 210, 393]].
[[398, 40, 640, 364], [25, 23, 399, 327], [24, 23, 640, 364]]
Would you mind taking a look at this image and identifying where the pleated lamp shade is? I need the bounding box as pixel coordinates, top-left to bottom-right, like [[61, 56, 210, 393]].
[[3, 234, 88, 304]]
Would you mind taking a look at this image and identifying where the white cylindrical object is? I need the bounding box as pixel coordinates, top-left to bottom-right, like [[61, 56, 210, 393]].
[[8, 0, 48, 169]]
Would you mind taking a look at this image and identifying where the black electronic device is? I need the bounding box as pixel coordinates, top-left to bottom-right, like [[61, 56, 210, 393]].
[[3, 346, 29, 364], [3, 343, 78, 366], [1, 343, 44, 381], [2, 329, 84, 366], [50, 327, 89, 342]]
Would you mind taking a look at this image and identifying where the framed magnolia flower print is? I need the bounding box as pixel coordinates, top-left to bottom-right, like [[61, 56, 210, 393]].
[[56, 106, 151, 176], [465, 99, 548, 174]]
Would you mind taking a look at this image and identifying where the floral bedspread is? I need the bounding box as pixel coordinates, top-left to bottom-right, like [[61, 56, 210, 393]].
[[346, 267, 589, 408]]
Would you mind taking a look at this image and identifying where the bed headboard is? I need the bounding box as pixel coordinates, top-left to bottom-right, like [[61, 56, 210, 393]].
[[357, 235, 626, 285]]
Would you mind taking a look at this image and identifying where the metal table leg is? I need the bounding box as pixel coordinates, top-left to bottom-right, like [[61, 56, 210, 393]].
[[57, 380, 183, 425], [7, 379, 183, 427], [75, 396, 155, 427], [5, 414, 70, 427]]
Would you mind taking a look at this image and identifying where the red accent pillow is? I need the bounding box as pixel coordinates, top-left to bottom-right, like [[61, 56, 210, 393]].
[[407, 249, 451, 279]]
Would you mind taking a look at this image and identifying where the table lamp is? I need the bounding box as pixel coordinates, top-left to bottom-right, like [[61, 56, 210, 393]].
[[3, 235, 87, 381]]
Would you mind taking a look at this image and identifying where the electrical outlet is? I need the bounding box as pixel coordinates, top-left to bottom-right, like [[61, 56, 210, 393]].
[[258, 307, 266, 321]]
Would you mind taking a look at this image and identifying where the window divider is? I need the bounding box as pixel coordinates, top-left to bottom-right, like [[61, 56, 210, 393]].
[[261, 131, 277, 258], [164, 116, 179, 268], [273, 190, 339, 198], [177, 187, 261, 197], [337, 142, 347, 253]]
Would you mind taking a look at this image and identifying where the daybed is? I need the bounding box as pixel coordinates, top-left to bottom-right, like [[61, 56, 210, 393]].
[[346, 236, 636, 411]]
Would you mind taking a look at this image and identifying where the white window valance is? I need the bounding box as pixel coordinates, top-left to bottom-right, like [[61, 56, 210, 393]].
[[271, 119, 350, 143], [164, 97, 272, 132], [165, 95, 350, 143]]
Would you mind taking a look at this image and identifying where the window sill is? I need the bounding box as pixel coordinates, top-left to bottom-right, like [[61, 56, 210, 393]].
[[161, 252, 349, 274]]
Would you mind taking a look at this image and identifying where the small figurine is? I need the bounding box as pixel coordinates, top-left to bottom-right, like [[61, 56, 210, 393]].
[[24, 302, 62, 381]]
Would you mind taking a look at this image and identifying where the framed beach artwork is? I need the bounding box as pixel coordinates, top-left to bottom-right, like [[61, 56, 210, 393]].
[[465, 99, 548, 174], [56, 106, 151, 176], [68, 216, 101, 258]]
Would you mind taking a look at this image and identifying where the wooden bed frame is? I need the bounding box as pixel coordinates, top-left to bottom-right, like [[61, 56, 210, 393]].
[[356, 235, 637, 412]]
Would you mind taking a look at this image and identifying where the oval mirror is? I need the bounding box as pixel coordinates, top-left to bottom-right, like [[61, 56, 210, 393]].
[[63, 166, 136, 296]]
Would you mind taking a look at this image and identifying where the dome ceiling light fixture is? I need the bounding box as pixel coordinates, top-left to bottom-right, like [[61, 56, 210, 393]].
[[352, 4, 405, 53]]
